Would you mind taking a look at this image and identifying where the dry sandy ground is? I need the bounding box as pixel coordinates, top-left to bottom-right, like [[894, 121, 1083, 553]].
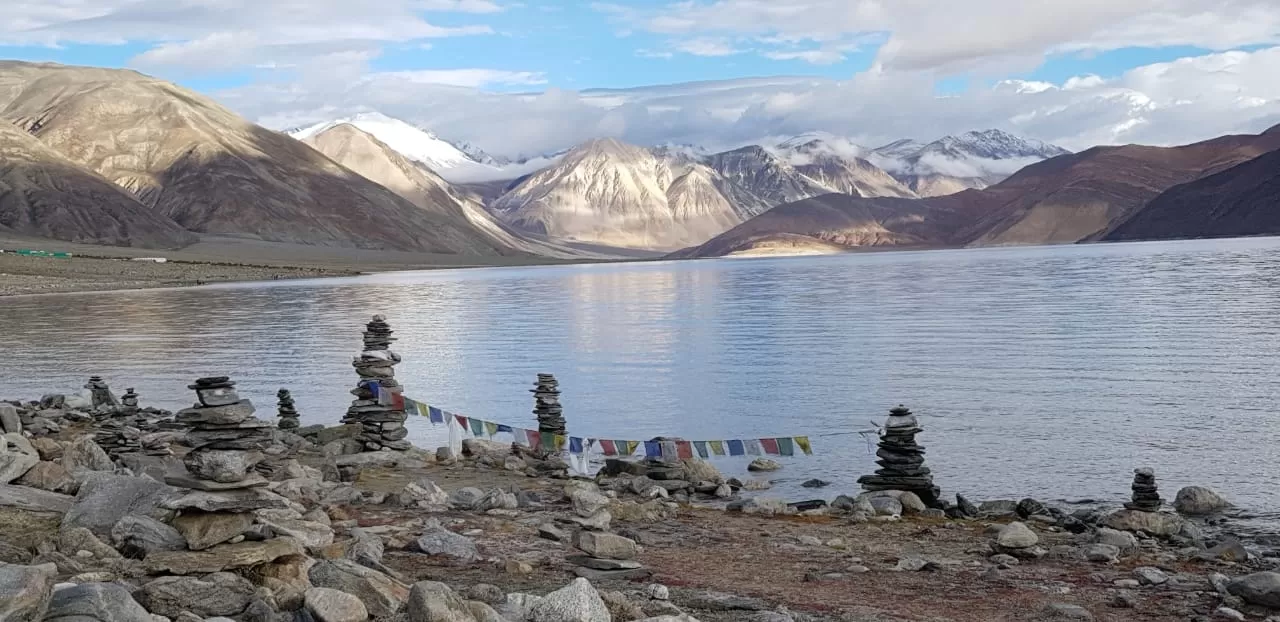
[[0, 233, 643, 297]]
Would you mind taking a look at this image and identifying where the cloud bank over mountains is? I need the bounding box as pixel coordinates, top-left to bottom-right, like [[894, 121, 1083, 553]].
[[5, 0, 1280, 159]]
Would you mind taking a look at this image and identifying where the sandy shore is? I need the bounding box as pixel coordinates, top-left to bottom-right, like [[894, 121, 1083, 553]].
[[0, 234, 631, 297]]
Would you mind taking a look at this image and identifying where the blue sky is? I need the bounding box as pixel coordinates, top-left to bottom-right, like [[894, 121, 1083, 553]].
[[3, 0, 1279, 156], [0, 1, 1256, 95]]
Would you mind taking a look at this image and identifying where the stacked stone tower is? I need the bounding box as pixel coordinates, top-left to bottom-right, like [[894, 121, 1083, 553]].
[[341, 315, 410, 451], [1125, 467, 1162, 511], [857, 405, 941, 506], [276, 389, 300, 431], [169, 377, 272, 487], [532, 373, 566, 436]]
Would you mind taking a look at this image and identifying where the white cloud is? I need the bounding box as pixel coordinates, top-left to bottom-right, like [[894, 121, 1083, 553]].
[[1, 0, 499, 77], [673, 38, 743, 57], [370, 69, 546, 88], [599, 0, 1280, 73], [222, 46, 1280, 161]]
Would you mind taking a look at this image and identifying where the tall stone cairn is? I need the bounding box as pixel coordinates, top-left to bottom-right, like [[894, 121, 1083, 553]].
[[84, 375, 119, 410], [531, 373, 566, 436], [341, 315, 411, 451], [276, 389, 300, 430], [167, 376, 272, 489], [857, 405, 941, 506], [118, 388, 141, 416], [1125, 467, 1162, 511]]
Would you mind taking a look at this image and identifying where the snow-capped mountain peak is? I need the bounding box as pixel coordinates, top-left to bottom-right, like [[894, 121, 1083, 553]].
[[290, 112, 480, 173], [925, 129, 1070, 161]]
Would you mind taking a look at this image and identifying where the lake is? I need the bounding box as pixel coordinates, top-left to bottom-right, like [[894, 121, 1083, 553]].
[[3, 237, 1280, 517]]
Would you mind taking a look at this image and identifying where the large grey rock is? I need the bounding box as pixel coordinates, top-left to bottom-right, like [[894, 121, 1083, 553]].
[[173, 511, 254, 550], [402, 479, 450, 509], [1174, 486, 1231, 515], [0, 483, 73, 514], [0, 433, 39, 484], [866, 496, 903, 517], [143, 536, 304, 575], [571, 489, 612, 518], [182, 450, 263, 483], [61, 437, 114, 475], [15, 461, 78, 494], [309, 558, 409, 618], [347, 528, 385, 568], [59, 526, 121, 560], [62, 473, 174, 538], [996, 522, 1039, 549], [29, 437, 64, 461], [417, 523, 479, 561], [406, 581, 476, 622], [747, 458, 781, 472], [449, 487, 484, 510], [1039, 603, 1094, 620], [0, 561, 56, 621], [1093, 528, 1138, 553], [306, 587, 369, 622], [44, 582, 152, 622], [258, 516, 334, 548], [134, 573, 256, 618], [1228, 572, 1280, 608], [1083, 544, 1120, 563], [161, 487, 289, 513], [529, 578, 610, 622], [577, 531, 638, 560], [0, 405, 20, 434], [1100, 509, 1186, 537], [111, 515, 187, 558]]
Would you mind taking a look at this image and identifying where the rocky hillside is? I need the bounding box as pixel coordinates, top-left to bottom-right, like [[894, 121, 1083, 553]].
[[0, 122, 194, 249], [870, 130, 1071, 197], [1106, 137, 1280, 242], [301, 124, 600, 259], [0, 62, 516, 255], [678, 126, 1280, 258]]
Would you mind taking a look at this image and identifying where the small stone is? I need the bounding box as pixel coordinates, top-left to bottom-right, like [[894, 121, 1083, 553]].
[[1133, 566, 1168, 586], [1083, 544, 1120, 563], [800, 479, 829, 488], [111, 515, 187, 558], [1109, 591, 1137, 609], [576, 531, 638, 561], [505, 559, 533, 575], [1212, 606, 1246, 621], [310, 559, 408, 619], [1040, 602, 1094, 620], [173, 511, 254, 551], [0, 434, 40, 484], [990, 554, 1019, 567], [1113, 579, 1140, 588], [647, 583, 670, 600], [538, 524, 569, 542], [996, 522, 1039, 549], [45, 582, 153, 621], [1093, 527, 1138, 552], [306, 587, 368, 622], [571, 489, 611, 517], [747, 458, 782, 472], [797, 535, 822, 546], [417, 522, 479, 561]]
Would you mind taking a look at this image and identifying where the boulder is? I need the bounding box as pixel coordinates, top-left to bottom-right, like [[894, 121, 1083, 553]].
[[1040, 603, 1094, 620], [978, 500, 1019, 517], [1227, 572, 1280, 609], [417, 522, 479, 561], [247, 554, 315, 609], [0, 433, 39, 484], [406, 580, 474, 622], [182, 450, 263, 483], [61, 437, 114, 476], [0, 405, 20, 434], [1174, 486, 1231, 515], [680, 458, 722, 483], [1093, 528, 1138, 553], [162, 487, 289, 513], [529, 578, 610, 622], [143, 536, 304, 575], [726, 497, 791, 516], [134, 573, 256, 618], [402, 478, 450, 509], [347, 528, 385, 568], [0, 561, 56, 621], [307, 587, 370, 622], [577, 531, 638, 560], [475, 488, 519, 512], [1134, 567, 1169, 586], [62, 473, 174, 538], [995, 522, 1039, 549], [310, 558, 408, 618], [1083, 544, 1120, 563], [866, 496, 903, 517], [43, 582, 152, 622], [1100, 509, 1186, 537], [29, 437, 64, 461], [15, 461, 77, 494], [571, 489, 612, 518], [449, 487, 484, 510], [111, 515, 187, 558], [747, 458, 781, 472], [173, 511, 254, 550], [258, 516, 335, 548], [59, 527, 121, 560]]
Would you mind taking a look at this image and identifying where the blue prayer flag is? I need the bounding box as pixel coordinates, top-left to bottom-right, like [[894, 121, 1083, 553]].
[[644, 441, 661, 457], [727, 440, 745, 456], [569, 437, 584, 454], [427, 407, 444, 424], [496, 424, 513, 434]]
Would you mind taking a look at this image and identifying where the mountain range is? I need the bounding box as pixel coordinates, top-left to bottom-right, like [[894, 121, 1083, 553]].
[[2, 60, 1278, 259]]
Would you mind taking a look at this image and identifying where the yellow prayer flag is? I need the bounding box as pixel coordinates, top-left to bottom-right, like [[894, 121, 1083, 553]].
[[794, 436, 812, 455], [709, 440, 725, 456], [553, 434, 567, 450], [484, 421, 499, 437]]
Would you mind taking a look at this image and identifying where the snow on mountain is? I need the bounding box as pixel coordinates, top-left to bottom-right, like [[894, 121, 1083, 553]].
[[771, 134, 916, 199], [868, 129, 1071, 196]]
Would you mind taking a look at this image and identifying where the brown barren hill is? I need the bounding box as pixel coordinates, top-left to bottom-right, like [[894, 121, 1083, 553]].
[[0, 121, 194, 248], [967, 126, 1280, 246], [1106, 129, 1280, 241], [0, 61, 512, 255]]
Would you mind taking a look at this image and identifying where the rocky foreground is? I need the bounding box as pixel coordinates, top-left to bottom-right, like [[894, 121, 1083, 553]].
[[3, 395, 1280, 622]]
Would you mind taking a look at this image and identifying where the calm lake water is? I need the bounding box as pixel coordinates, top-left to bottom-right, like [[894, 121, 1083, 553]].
[[3, 237, 1280, 516]]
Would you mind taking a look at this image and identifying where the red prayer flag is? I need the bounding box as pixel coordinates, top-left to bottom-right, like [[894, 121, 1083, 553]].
[[526, 429, 541, 448], [676, 440, 694, 459], [760, 438, 780, 455], [598, 439, 618, 456], [454, 414, 468, 428]]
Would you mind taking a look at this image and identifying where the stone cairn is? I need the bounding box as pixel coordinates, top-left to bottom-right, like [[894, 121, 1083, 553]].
[[168, 376, 272, 488], [857, 405, 941, 506], [341, 315, 410, 451], [93, 387, 167, 458], [84, 375, 118, 412], [1125, 467, 1162, 511], [118, 388, 141, 416], [276, 389, 300, 431], [532, 373, 566, 436]]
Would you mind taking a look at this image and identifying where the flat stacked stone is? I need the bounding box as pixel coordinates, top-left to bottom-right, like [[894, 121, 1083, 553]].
[[167, 377, 271, 489], [276, 389, 300, 430], [341, 315, 410, 451], [118, 388, 141, 416], [94, 421, 142, 458], [84, 375, 119, 413], [532, 373, 566, 436], [1125, 467, 1162, 511], [569, 531, 649, 581], [857, 405, 941, 507]]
